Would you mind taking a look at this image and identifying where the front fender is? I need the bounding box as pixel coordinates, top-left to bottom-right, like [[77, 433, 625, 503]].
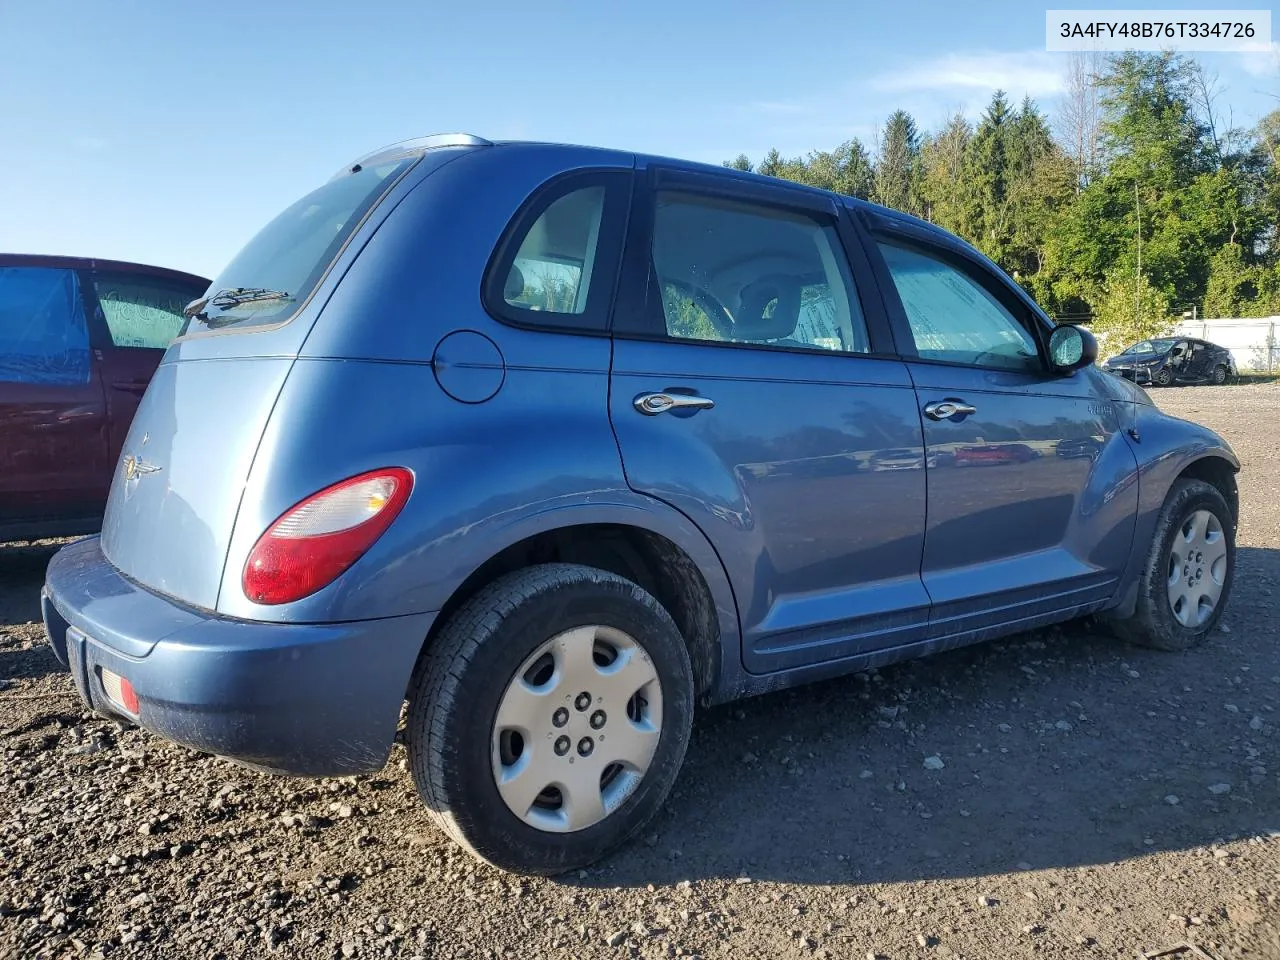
[[1110, 404, 1240, 617], [1132, 404, 1240, 496]]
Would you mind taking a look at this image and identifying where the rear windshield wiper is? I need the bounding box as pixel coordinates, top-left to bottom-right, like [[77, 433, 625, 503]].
[[184, 287, 293, 320]]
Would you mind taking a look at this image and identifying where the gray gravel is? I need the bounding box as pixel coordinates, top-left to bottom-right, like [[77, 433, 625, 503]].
[[3, 382, 1279, 959]]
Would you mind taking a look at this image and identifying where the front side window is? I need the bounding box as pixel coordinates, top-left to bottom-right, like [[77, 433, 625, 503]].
[[500, 186, 606, 318], [651, 192, 869, 354], [877, 242, 1040, 371], [93, 273, 205, 349], [0, 266, 91, 385]]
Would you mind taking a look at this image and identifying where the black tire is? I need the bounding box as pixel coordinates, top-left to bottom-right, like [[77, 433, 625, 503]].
[[1109, 479, 1235, 651], [1154, 367, 1174, 386], [1211, 364, 1229, 385], [406, 563, 695, 875]]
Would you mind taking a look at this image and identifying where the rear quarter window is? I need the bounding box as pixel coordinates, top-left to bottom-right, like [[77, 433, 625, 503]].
[[483, 172, 631, 333]]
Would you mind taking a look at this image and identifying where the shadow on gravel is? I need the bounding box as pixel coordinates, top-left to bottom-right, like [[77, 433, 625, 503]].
[[581, 546, 1280, 889], [0, 541, 58, 628], [0, 642, 62, 683]]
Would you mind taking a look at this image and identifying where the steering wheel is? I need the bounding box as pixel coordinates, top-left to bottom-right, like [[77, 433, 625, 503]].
[[661, 278, 735, 340]]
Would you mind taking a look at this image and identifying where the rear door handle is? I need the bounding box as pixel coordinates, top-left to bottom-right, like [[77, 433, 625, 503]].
[[923, 399, 976, 421], [634, 392, 715, 416]]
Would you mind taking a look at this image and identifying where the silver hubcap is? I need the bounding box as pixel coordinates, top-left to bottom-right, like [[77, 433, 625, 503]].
[[491, 625, 663, 833], [1166, 509, 1227, 627]]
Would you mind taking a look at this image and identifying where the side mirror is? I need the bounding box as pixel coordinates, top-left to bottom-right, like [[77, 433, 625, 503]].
[[1048, 324, 1097, 374]]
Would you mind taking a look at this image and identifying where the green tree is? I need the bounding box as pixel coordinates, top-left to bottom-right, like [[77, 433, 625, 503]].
[[803, 140, 874, 198], [1091, 270, 1172, 354], [757, 149, 784, 178], [727, 140, 874, 199], [965, 91, 1014, 258], [1004, 99, 1073, 282], [1203, 244, 1265, 317], [919, 113, 972, 233], [873, 110, 920, 214], [718, 49, 1278, 322], [1039, 52, 1251, 320]]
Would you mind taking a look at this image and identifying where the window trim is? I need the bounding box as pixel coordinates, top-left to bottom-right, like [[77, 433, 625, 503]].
[[480, 169, 632, 335], [611, 165, 898, 359], [861, 224, 1054, 375], [73, 268, 114, 351]]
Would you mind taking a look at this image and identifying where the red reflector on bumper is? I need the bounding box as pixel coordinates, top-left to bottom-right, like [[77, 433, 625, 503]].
[[100, 668, 139, 714]]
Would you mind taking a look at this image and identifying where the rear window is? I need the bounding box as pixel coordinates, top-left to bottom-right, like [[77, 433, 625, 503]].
[[182, 157, 417, 335]]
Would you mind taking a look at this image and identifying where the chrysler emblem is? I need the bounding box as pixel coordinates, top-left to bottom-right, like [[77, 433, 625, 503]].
[[122, 453, 162, 482]]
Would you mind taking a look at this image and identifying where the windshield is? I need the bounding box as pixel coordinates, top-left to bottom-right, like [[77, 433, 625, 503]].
[[182, 157, 417, 334], [1122, 338, 1176, 355]]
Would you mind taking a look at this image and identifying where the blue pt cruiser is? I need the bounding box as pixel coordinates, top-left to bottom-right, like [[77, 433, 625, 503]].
[[42, 134, 1240, 874]]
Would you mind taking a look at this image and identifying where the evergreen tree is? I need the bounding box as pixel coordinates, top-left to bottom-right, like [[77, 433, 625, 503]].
[[719, 51, 1279, 326], [873, 110, 920, 214]]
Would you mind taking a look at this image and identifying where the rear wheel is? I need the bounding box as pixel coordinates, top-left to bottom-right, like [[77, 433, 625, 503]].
[[1210, 364, 1229, 385], [1109, 479, 1235, 651], [406, 563, 694, 874]]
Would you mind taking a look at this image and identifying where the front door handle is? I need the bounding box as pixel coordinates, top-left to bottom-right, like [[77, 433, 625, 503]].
[[923, 399, 977, 421], [634, 392, 716, 416]]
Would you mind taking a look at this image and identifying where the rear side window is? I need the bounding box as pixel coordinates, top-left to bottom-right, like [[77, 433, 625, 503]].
[[0, 267, 91, 385], [485, 172, 630, 332], [93, 272, 206, 349], [183, 156, 417, 335], [651, 192, 870, 354], [877, 241, 1040, 371]]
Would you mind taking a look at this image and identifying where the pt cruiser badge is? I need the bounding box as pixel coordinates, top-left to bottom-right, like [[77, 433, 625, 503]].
[[121, 453, 161, 482]]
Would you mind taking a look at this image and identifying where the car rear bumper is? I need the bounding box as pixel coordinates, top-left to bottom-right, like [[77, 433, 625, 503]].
[[41, 536, 435, 776]]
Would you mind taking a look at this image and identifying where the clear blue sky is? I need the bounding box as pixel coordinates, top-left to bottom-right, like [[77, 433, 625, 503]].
[[1, 0, 1276, 279]]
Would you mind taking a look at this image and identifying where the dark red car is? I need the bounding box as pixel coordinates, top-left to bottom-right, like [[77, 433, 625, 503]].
[[0, 254, 209, 541]]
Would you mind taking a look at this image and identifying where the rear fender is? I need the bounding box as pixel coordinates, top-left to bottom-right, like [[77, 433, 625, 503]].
[[217, 358, 742, 696]]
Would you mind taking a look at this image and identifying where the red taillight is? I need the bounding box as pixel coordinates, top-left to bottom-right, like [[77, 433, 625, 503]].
[[242, 468, 413, 605]]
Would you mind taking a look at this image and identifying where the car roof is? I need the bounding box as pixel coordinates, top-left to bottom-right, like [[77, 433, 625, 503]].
[[362, 133, 966, 248], [0, 252, 209, 287], [471, 136, 1048, 322]]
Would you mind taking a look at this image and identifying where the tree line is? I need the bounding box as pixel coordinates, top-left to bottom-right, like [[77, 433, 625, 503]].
[[724, 52, 1280, 345]]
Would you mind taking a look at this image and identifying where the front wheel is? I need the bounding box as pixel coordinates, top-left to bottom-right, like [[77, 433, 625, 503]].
[[1110, 479, 1235, 651], [1154, 367, 1174, 386], [407, 563, 694, 874]]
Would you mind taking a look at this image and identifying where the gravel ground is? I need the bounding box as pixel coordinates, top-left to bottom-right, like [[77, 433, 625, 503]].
[[3, 382, 1279, 960]]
